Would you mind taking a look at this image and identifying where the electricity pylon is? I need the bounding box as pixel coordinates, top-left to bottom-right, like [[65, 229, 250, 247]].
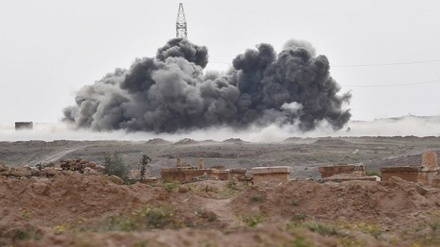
[[176, 3, 187, 38]]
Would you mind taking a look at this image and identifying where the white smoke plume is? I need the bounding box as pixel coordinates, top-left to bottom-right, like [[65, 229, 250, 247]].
[[1, 116, 439, 142]]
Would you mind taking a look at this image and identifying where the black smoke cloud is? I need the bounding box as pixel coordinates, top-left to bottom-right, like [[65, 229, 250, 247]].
[[63, 38, 351, 133]]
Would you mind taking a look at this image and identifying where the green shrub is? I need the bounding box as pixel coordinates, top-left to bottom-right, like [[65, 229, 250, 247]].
[[304, 222, 337, 236], [12, 227, 42, 241], [100, 205, 178, 231], [366, 170, 381, 177], [103, 153, 129, 183], [429, 221, 440, 231], [196, 209, 217, 222], [163, 180, 180, 192], [102, 215, 138, 231], [289, 236, 310, 247], [290, 199, 301, 206], [141, 206, 173, 228], [249, 193, 266, 203], [292, 213, 307, 221], [242, 214, 264, 227], [20, 209, 31, 220], [227, 180, 239, 190]]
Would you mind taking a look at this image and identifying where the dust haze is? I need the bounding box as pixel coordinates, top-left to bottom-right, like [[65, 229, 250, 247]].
[[2, 116, 439, 142]]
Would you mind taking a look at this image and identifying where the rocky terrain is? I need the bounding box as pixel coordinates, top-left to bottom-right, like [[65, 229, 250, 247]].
[[2, 136, 440, 178], [1, 136, 440, 246]]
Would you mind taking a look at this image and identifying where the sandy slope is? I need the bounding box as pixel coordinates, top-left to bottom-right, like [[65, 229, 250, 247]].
[[1, 172, 440, 246]]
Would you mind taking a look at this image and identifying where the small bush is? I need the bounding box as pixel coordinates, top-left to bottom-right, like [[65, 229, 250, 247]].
[[186, 183, 200, 192], [216, 182, 241, 198], [227, 180, 239, 190], [289, 236, 310, 247], [99, 205, 178, 231], [242, 214, 264, 227], [20, 209, 31, 220], [429, 221, 440, 231], [355, 222, 381, 239], [196, 209, 217, 222], [133, 241, 150, 247], [366, 170, 381, 177], [338, 236, 366, 247], [103, 153, 129, 183], [292, 213, 307, 221], [142, 206, 173, 228], [304, 222, 337, 236], [290, 199, 301, 206], [12, 227, 42, 241], [52, 224, 72, 235], [103, 215, 138, 231], [163, 180, 180, 192], [249, 193, 266, 203]]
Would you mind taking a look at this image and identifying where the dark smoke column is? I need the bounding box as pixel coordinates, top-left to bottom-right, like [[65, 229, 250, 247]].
[[264, 42, 351, 131], [63, 38, 351, 133], [230, 40, 351, 130]]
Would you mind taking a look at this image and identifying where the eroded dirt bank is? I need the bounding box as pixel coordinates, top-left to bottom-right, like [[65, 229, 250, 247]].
[[1, 172, 440, 246]]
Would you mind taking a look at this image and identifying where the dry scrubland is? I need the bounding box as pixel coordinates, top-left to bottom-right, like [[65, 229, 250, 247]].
[[1, 136, 440, 246]]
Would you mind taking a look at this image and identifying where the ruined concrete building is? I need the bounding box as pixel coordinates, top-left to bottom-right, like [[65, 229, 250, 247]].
[[60, 159, 104, 173], [318, 163, 379, 182], [160, 159, 293, 184], [251, 166, 291, 184], [318, 163, 366, 178], [15, 122, 33, 130], [381, 151, 439, 185], [160, 158, 247, 183]]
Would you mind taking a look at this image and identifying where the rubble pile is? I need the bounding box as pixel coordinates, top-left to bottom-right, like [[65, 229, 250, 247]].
[[60, 159, 105, 173], [0, 164, 58, 178], [0, 159, 104, 178]]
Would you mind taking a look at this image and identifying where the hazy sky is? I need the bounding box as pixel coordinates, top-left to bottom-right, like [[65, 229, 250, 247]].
[[1, 0, 440, 125]]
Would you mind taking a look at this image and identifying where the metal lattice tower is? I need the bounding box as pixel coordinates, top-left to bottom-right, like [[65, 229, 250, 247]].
[[176, 3, 187, 38]]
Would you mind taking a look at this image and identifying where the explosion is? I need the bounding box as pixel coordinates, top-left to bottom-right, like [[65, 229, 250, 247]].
[[63, 38, 351, 133]]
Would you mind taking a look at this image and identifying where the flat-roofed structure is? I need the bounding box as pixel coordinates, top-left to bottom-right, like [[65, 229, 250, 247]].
[[15, 122, 33, 130], [381, 151, 439, 185], [319, 163, 365, 178], [251, 166, 291, 184]]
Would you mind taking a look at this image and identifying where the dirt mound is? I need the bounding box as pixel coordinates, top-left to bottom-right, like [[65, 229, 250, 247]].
[[3, 171, 440, 246], [0, 173, 168, 243], [222, 138, 247, 144], [174, 138, 198, 145], [199, 139, 218, 144], [16, 224, 338, 247], [231, 177, 440, 229], [283, 137, 312, 144], [145, 138, 172, 145], [312, 138, 352, 146]]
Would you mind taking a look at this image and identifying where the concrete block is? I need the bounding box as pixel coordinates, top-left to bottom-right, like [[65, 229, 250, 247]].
[[422, 151, 438, 171], [380, 166, 421, 183], [251, 166, 291, 184], [251, 166, 291, 175], [319, 163, 365, 178]]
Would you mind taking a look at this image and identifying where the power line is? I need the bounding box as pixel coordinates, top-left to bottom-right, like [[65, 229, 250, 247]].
[[207, 55, 440, 88], [185, 2, 440, 17], [210, 54, 440, 68], [209, 57, 230, 65], [208, 58, 440, 67], [207, 57, 440, 88], [333, 59, 440, 68], [342, 78, 440, 88]]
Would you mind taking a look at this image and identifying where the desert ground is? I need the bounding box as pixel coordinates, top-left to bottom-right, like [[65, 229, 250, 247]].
[[1, 136, 440, 246]]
